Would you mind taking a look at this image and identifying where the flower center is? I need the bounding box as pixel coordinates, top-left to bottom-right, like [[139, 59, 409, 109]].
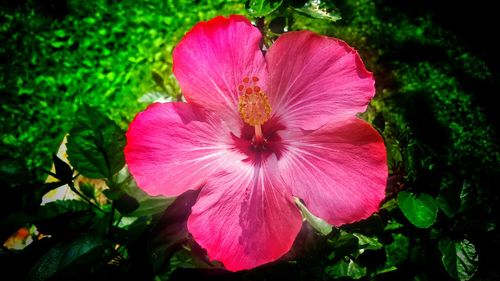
[[238, 76, 272, 145], [238, 76, 271, 126]]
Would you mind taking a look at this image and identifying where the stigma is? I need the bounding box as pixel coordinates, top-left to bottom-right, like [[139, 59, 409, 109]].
[[238, 76, 272, 126]]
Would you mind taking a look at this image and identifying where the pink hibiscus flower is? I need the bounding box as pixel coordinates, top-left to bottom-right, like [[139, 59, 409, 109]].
[[125, 15, 387, 271]]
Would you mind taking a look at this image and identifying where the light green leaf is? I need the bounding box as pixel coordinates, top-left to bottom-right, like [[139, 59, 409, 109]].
[[294, 0, 342, 22], [353, 233, 383, 250], [295, 198, 332, 235], [246, 0, 283, 17], [398, 191, 438, 228], [325, 259, 367, 279]]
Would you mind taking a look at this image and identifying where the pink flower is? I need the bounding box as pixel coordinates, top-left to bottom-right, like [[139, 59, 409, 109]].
[[125, 15, 387, 271]]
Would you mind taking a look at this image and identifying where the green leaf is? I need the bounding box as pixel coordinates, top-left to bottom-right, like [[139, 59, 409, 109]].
[[293, 0, 342, 22], [66, 104, 126, 179], [325, 259, 367, 279], [79, 182, 95, 200], [439, 238, 479, 281], [152, 70, 167, 91], [127, 196, 172, 217], [246, 0, 283, 17], [397, 191, 438, 228], [102, 188, 124, 200], [295, 198, 332, 235], [114, 193, 140, 214], [353, 233, 383, 250], [52, 154, 73, 183], [37, 200, 90, 219], [35, 200, 94, 234], [437, 187, 461, 218], [29, 236, 111, 281], [328, 231, 359, 262], [385, 233, 409, 266]]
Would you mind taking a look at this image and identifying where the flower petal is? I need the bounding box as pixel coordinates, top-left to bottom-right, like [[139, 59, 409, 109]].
[[173, 15, 266, 124], [125, 102, 241, 197], [266, 31, 375, 130], [188, 154, 302, 271], [280, 118, 387, 226]]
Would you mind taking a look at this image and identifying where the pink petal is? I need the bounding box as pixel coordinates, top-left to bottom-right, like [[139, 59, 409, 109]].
[[188, 155, 302, 271], [173, 15, 267, 126], [280, 118, 387, 226], [266, 31, 375, 130], [125, 102, 241, 197]]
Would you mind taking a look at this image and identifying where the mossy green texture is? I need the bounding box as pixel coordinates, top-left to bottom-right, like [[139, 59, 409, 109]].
[[1, 0, 245, 180]]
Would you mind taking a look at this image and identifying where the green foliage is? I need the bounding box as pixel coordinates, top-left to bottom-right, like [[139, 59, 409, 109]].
[[293, 0, 341, 22], [29, 236, 112, 281], [397, 191, 438, 228], [439, 238, 479, 281], [246, 0, 283, 17], [67, 105, 126, 179]]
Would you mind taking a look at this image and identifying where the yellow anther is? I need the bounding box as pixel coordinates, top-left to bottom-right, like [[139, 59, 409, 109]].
[[238, 91, 272, 126]]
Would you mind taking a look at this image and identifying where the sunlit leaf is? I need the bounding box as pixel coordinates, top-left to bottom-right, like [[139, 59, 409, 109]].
[[295, 197, 332, 235], [293, 0, 341, 22], [353, 233, 383, 250], [398, 191, 437, 228], [325, 259, 367, 279], [246, 0, 283, 17]]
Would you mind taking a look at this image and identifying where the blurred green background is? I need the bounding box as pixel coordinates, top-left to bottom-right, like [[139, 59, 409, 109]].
[[1, 0, 499, 280]]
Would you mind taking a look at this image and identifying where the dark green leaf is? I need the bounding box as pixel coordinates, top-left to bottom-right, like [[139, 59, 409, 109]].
[[439, 238, 478, 281], [152, 70, 167, 91], [325, 259, 367, 279], [437, 186, 461, 218], [79, 182, 95, 200], [398, 191, 438, 228], [246, 0, 283, 17], [52, 154, 73, 183], [328, 231, 359, 262], [66, 104, 125, 179], [35, 200, 95, 234], [385, 233, 409, 266], [113, 216, 151, 245], [127, 196, 172, 217], [37, 200, 90, 220], [29, 236, 111, 281], [102, 188, 124, 201], [293, 0, 341, 22], [115, 193, 140, 214]]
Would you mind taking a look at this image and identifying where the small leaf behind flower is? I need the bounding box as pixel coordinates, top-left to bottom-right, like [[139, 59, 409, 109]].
[[294, 197, 332, 235], [246, 0, 283, 17], [293, 0, 342, 22]]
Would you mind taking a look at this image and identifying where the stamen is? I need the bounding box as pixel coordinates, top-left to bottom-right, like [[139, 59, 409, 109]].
[[238, 76, 272, 127]]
